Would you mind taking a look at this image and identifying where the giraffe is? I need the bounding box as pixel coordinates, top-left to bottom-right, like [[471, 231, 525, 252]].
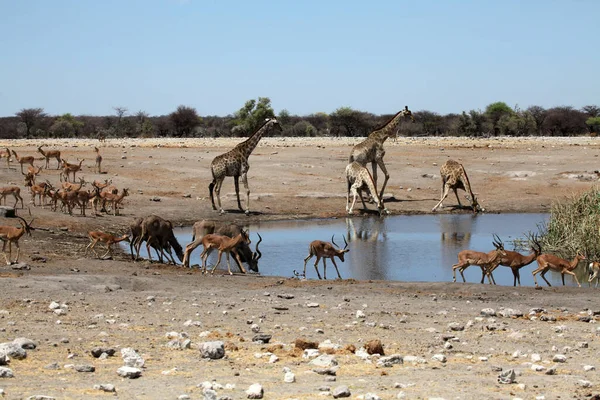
[[345, 161, 386, 216], [209, 118, 282, 215], [432, 159, 481, 213], [348, 106, 414, 200]]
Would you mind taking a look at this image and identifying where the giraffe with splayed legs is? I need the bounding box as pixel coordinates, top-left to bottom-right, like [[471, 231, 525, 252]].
[[432, 159, 481, 213], [346, 161, 386, 216], [209, 118, 282, 215], [349, 106, 414, 201]]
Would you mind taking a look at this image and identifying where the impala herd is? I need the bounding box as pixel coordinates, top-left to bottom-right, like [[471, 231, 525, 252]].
[[0, 125, 598, 287]]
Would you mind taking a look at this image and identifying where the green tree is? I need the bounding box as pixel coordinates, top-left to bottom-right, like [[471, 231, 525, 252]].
[[586, 117, 600, 134], [329, 107, 371, 137], [49, 113, 84, 137], [231, 97, 275, 136], [15, 108, 47, 138], [169, 105, 201, 137], [485, 102, 513, 136]]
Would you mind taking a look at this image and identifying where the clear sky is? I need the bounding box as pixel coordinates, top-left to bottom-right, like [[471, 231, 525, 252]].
[[1, 0, 598, 117]]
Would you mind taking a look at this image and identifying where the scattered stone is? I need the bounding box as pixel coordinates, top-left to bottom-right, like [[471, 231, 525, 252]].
[[199, 341, 225, 359], [578, 380, 592, 388], [167, 339, 192, 350], [306, 302, 320, 308], [252, 334, 272, 344], [365, 394, 381, 400], [402, 355, 426, 365], [553, 354, 567, 363], [12, 338, 36, 349], [356, 310, 366, 319], [246, 383, 264, 399], [26, 396, 55, 400], [202, 389, 216, 400], [480, 308, 496, 317], [578, 342, 589, 348], [116, 366, 142, 379], [93, 384, 116, 392], [531, 364, 545, 372], [74, 364, 95, 373], [545, 366, 556, 375], [531, 354, 541, 362], [447, 322, 464, 331], [277, 293, 294, 299], [91, 347, 116, 358], [498, 308, 523, 318], [295, 338, 318, 350], [310, 354, 338, 367], [377, 354, 404, 367], [332, 385, 351, 398], [432, 354, 447, 363], [313, 366, 339, 376], [303, 349, 320, 359], [0, 343, 26, 360], [0, 355, 6, 366], [269, 354, 279, 363], [540, 315, 556, 322], [121, 348, 145, 367], [578, 316, 592, 323], [584, 365, 596, 371], [365, 339, 384, 355], [0, 367, 14, 378], [251, 324, 260, 333], [44, 363, 59, 370], [284, 371, 295, 383]]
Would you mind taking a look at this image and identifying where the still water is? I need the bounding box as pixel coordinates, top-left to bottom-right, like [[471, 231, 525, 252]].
[[144, 213, 588, 287]]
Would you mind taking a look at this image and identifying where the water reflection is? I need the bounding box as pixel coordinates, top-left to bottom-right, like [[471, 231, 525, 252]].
[[124, 213, 592, 287]]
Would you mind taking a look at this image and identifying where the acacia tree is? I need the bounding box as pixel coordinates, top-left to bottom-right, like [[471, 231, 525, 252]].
[[169, 105, 201, 137], [485, 102, 513, 136], [527, 106, 548, 136], [329, 107, 372, 137], [16, 108, 47, 138], [231, 97, 275, 136]]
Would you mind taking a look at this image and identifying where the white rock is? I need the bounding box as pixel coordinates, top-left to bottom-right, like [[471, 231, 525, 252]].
[[0, 367, 14, 378], [365, 393, 381, 400], [199, 341, 225, 359], [251, 324, 260, 333], [531, 364, 546, 371], [246, 383, 264, 399], [584, 365, 596, 371], [356, 310, 366, 319], [552, 354, 567, 363], [310, 354, 338, 367], [284, 371, 295, 383], [116, 366, 142, 379], [121, 348, 145, 367], [269, 354, 279, 363], [49, 301, 60, 310], [481, 308, 496, 317], [531, 354, 541, 362], [302, 349, 320, 359], [432, 354, 447, 363], [578, 380, 592, 388]]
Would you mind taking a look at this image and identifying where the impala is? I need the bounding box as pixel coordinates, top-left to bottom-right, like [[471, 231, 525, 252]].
[[452, 235, 506, 284], [301, 235, 349, 280]]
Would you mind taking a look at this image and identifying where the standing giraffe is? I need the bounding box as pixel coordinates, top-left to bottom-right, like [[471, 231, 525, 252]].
[[432, 159, 481, 213], [209, 118, 282, 215], [348, 106, 414, 200]]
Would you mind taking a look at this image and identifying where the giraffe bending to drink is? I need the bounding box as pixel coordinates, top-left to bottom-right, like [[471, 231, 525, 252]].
[[432, 159, 481, 213], [349, 106, 414, 200], [208, 118, 282, 215]]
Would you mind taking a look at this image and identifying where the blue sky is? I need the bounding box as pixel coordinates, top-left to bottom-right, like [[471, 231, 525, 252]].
[[1, 0, 598, 117]]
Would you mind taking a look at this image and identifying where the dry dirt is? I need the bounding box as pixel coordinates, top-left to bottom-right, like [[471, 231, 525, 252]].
[[1, 137, 600, 400]]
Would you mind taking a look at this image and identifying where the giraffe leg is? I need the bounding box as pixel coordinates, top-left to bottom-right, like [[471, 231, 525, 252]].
[[348, 187, 359, 214], [358, 189, 368, 210], [453, 188, 462, 207], [432, 184, 451, 212], [376, 159, 390, 201], [242, 172, 250, 215], [214, 178, 225, 214], [234, 175, 243, 212]]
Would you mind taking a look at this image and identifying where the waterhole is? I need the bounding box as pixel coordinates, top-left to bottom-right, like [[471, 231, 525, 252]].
[[128, 213, 588, 287]]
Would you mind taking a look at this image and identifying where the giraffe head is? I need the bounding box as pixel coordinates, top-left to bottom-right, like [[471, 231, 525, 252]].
[[402, 105, 415, 123], [265, 118, 283, 133]]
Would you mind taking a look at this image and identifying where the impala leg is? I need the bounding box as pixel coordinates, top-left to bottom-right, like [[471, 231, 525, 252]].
[[225, 252, 233, 275], [563, 269, 581, 287], [313, 256, 322, 279], [200, 247, 209, 274], [232, 250, 246, 273], [101, 244, 111, 258], [513, 268, 520, 286], [322, 258, 327, 280], [532, 267, 542, 287], [458, 264, 470, 283], [211, 251, 224, 274], [303, 254, 313, 277], [2, 240, 11, 265], [330, 257, 342, 280], [540, 269, 552, 287]]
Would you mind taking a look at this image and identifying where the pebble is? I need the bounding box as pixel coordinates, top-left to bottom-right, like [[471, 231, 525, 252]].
[[246, 383, 264, 399], [332, 385, 351, 398], [199, 341, 225, 359], [480, 308, 496, 317], [74, 364, 95, 373], [93, 384, 116, 392], [584, 365, 596, 371], [0, 367, 14, 378], [552, 354, 567, 363], [116, 366, 142, 379], [578, 380, 592, 388], [284, 371, 295, 383], [356, 310, 366, 319], [432, 354, 447, 363], [121, 348, 145, 367]]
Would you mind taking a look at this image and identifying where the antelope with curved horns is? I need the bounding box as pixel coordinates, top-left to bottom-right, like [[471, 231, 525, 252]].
[[301, 235, 349, 280], [0, 216, 34, 265], [452, 234, 506, 284]]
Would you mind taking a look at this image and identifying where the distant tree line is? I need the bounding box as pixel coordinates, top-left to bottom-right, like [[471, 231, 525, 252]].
[[1, 98, 598, 140]]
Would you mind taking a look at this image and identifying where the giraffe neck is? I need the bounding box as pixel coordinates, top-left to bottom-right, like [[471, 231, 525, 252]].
[[368, 110, 407, 143], [237, 121, 271, 159], [459, 165, 476, 200]]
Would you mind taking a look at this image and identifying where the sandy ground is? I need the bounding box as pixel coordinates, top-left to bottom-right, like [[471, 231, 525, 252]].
[[1, 137, 600, 399]]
